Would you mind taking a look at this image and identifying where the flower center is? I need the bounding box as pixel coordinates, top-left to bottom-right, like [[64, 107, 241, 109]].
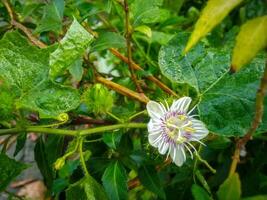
[[164, 114, 195, 144]]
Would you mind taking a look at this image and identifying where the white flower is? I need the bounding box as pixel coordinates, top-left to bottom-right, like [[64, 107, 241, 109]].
[[146, 97, 209, 166]]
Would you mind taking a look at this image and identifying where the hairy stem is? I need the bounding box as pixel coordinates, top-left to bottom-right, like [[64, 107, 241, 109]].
[[0, 123, 147, 137], [79, 138, 90, 177]]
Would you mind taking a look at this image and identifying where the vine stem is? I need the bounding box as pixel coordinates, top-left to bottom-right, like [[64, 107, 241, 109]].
[[79, 137, 90, 177], [195, 153, 216, 174], [229, 60, 267, 177], [0, 123, 147, 137], [123, 0, 144, 94]]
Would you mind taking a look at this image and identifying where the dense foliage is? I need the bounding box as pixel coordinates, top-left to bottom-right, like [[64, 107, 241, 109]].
[[0, 0, 267, 199]]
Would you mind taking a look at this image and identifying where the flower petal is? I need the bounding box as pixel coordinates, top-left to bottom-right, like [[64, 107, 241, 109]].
[[170, 97, 192, 113], [147, 101, 166, 120], [158, 141, 169, 155], [191, 119, 209, 140], [148, 132, 162, 147], [147, 120, 161, 133], [170, 144, 186, 166]]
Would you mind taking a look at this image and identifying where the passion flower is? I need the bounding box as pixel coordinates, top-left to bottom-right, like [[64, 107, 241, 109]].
[[147, 97, 209, 166]]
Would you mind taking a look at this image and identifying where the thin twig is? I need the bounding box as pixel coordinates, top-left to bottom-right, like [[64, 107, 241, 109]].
[[109, 48, 178, 97], [229, 60, 267, 177], [2, 0, 14, 21], [123, 0, 143, 94], [96, 76, 149, 104], [3, 0, 47, 48]]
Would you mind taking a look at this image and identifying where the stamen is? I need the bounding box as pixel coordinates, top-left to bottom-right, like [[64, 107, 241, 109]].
[[181, 146, 186, 160], [184, 127, 196, 133], [160, 102, 167, 113], [190, 138, 206, 146], [165, 100, 170, 110], [185, 141, 197, 153], [184, 143, 193, 159], [188, 105, 197, 115]]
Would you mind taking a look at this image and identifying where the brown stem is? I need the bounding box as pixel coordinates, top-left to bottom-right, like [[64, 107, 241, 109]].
[[71, 115, 113, 125], [123, 0, 143, 94], [96, 76, 149, 104], [3, 0, 47, 48], [2, 0, 14, 21], [109, 48, 178, 97], [11, 20, 47, 48], [229, 60, 267, 177]]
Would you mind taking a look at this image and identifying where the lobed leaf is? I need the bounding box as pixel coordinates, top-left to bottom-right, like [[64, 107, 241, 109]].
[[49, 18, 94, 78], [159, 33, 266, 136], [0, 31, 80, 119]]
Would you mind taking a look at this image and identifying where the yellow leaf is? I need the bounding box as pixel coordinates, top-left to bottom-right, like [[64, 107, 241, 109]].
[[184, 0, 243, 54], [231, 16, 267, 72]]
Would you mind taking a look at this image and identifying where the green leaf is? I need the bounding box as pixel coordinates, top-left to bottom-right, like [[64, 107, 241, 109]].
[[102, 161, 128, 200], [191, 184, 212, 200], [138, 166, 166, 199], [207, 136, 231, 150], [195, 170, 211, 194], [184, 0, 243, 53], [35, 0, 64, 34], [52, 178, 69, 194], [159, 33, 266, 136], [34, 135, 63, 190], [0, 31, 49, 93], [198, 56, 265, 136], [151, 31, 173, 45], [13, 133, 27, 156], [217, 173, 241, 200], [159, 33, 230, 94], [135, 25, 152, 38], [66, 176, 108, 200], [0, 31, 80, 119], [102, 131, 123, 149], [231, 15, 267, 72], [91, 32, 126, 51], [242, 195, 267, 200], [0, 83, 15, 121], [131, 0, 170, 26], [69, 58, 83, 82], [17, 81, 80, 118], [0, 153, 27, 192], [49, 18, 94, 78], [34, 137, 53, 190]]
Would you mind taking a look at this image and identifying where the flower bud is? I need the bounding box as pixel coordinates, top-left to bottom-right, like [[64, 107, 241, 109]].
[[54, 158, 65, 170]]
